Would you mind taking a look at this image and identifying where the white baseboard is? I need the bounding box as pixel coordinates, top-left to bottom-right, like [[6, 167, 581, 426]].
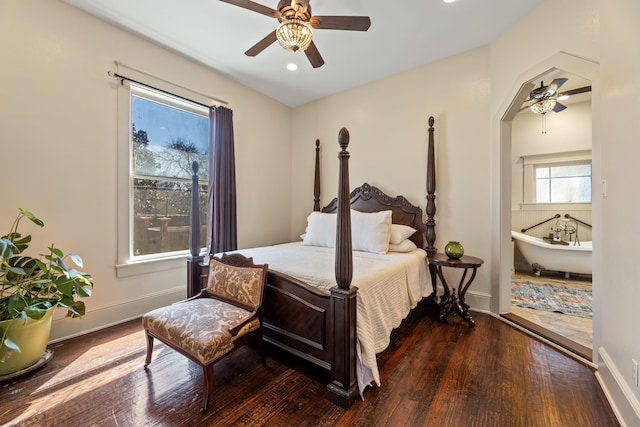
[[595, 347, 640, 427], [48, 286, 185, 343], [431, 285, 491, 313], [465, 289, 491, 312]]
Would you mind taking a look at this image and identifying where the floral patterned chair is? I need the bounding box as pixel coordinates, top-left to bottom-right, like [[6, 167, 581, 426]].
[[142, 253, 268, 412]]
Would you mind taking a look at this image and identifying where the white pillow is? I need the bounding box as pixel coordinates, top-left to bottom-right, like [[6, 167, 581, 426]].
[[389, 224, 417, 244], [301, 212, 336, 247], [388, 239, 418, 253], [351, 210, 392, 254]]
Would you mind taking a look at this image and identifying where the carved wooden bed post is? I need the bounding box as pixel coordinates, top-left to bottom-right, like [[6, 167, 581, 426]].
[[327, 128, 358, 408], [187, 161, 204, 297], [425, 116, 436, 255], [313, 139, 321, 212], [425, 116, 438, 299]]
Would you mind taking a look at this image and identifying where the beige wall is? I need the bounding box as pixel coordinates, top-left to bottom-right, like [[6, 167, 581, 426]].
[[598, 0, 640, 423], [0, 0, 293, 341]]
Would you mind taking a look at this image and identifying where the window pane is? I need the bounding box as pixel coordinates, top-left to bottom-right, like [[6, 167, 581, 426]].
[[534, 162, 591, 204], [550, 177, 591, 203], [536, 179, 550, 203], [536, 167, 549, 179], [132, 178, 208, 256], [550, 164, 591, 178], [132, 95, 209, 180]]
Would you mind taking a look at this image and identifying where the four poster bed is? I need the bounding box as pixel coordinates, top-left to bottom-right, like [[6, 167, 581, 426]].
[[187, 117, 438, 408]]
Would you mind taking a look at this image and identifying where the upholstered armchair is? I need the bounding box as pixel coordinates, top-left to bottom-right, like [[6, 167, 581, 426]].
[[142, 253, 268, 412]]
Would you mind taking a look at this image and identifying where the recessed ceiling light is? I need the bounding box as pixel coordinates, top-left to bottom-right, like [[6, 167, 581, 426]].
[[443, 0, 456, 3], [286, 63, 298, 71]]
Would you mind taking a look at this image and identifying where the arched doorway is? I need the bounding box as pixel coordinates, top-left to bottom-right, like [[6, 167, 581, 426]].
[[497, 52, 600, 362]]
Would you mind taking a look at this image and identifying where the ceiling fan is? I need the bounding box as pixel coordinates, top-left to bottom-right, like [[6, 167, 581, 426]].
[[219, 0, 371, 68], [525, 78, 592, 114]]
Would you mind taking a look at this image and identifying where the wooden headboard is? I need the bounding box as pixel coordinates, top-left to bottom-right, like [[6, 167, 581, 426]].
[[322, 183, 426, 249]]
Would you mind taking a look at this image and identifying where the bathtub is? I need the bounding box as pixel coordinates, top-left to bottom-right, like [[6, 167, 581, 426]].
[[511, 230, 592, 277]]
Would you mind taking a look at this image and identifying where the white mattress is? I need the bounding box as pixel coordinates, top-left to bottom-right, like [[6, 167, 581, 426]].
[[229, 242, 431, 396]]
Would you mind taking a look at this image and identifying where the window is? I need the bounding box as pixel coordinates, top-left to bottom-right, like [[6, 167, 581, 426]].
[[521, 150, 592, 207], [129, 85, 209, 260], [535, 162, 591, 203]]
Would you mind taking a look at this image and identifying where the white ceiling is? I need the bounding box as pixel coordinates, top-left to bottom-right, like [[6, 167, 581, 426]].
[[64, 0, 544, 107]]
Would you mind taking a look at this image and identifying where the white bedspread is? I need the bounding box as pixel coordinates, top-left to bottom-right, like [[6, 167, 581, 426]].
[[229, 242, 430, 395]]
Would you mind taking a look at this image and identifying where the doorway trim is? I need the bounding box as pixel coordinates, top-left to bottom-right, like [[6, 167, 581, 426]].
[[497, 51, 600, 359]]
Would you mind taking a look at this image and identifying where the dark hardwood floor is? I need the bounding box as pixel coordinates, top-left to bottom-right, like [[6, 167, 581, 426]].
[[0, 303, 619, 426]]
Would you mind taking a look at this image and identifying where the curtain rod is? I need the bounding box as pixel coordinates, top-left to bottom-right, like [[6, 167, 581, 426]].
[[107, 70, 228, 109]]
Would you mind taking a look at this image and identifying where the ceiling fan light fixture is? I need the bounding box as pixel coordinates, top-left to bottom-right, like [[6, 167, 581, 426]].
[[530, 99, 557, 114], [276, 18, 313, 53]]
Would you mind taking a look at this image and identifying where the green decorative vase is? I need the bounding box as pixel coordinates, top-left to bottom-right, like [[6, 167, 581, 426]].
[[445, 241, 464, 259], [0, 308, 55, 376]]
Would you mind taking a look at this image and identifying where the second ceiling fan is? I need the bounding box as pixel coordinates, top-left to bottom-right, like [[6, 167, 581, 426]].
[[220, 0, 371, 68], [526, 78, 592, 114]]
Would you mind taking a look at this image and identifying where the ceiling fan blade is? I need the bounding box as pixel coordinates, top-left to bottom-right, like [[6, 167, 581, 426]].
[[305, 41, 325, 68], [219, 0, 280, 18], [559, 85, 592, 97], [546, 77, 568, 96], [553, 102, 567, 113], [245, 30, 277, 56], [310, 16, 371, 31]]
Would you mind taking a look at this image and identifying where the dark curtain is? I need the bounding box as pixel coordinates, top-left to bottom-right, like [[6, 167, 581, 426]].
[[208, 106, 237, 254]]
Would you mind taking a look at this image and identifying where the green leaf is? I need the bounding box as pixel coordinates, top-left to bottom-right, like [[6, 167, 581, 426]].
[[19, 209, 44, 228], [7, 295, 25, 316], [56, 280, 75, 296], [76, 285, 92, 298], [65, 301, 86, 318], [59, 294, 75, 307], [3, 337, 21, 352], [10, 235, 31, 253], [6, 266, 27, 276], [23, 305, 48, 320], [50, 247, 64, 258]]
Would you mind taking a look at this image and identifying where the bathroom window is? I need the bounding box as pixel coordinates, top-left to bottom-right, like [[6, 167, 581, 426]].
[[535, 162, 591, 203], [521, 150, 592, 206]]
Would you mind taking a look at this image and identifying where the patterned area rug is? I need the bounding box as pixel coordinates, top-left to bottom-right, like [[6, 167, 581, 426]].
[[512, 280, 592, 318]]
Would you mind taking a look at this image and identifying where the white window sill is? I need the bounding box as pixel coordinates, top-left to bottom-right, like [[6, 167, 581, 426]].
[[519, 202, 591, 212], [115, 255, 188, 278]]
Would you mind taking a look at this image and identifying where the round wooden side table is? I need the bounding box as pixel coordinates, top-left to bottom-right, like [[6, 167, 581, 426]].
[[428, 253, 484, 328]]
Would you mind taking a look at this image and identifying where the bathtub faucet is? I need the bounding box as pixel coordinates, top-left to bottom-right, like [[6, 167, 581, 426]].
[[557, 219, 580, 246]]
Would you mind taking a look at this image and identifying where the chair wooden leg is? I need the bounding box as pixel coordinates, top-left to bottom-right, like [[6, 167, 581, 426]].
[[201, 363, 214, 413], [144, 331, 154, 368]]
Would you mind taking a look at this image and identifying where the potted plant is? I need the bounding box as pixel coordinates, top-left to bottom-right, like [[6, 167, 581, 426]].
[[0, 208, 93, 375]]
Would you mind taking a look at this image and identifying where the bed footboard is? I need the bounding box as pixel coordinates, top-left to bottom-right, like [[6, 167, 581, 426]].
[[262, 272, 333, 370], [186, 260, 356, 406]]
